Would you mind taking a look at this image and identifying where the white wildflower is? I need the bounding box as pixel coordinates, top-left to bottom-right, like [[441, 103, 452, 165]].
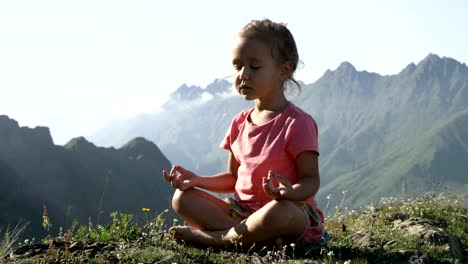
[[344, 260, 351, 264], [327, 251, 334, 257]]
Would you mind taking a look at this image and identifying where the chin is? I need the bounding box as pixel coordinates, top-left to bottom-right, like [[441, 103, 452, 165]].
[[240, 94, 255, 101]]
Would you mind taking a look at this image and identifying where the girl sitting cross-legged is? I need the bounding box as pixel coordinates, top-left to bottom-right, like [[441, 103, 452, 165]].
[[162, 18, 327, 250]]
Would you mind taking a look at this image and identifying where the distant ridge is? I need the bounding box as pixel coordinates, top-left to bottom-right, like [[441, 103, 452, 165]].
[[0, 116, 175, 238]]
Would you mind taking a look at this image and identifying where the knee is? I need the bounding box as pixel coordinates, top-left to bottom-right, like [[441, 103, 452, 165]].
[[171, 189, 191, 213], [260, 200, 296, 228]]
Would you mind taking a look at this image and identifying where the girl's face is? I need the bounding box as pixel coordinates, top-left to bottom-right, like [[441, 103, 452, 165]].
[[231, 36, 289, 101]]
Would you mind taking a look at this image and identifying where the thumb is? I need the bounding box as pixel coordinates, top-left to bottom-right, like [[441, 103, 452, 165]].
[[272, 172, 291, 187]]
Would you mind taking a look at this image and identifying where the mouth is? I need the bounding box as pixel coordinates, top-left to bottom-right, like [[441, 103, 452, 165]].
[[239, 84, 252, 92]]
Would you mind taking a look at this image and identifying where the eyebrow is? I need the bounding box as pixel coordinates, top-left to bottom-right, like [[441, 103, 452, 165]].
[[232, 57, 262, 65]]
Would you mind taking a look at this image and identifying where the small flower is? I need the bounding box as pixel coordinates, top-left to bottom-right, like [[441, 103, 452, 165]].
[[344, 260, 351, 264], [327, 251, 334, 257], [327, 194, 332, 200], [290, 243, 295, 247], [142, 208, 151, 213]]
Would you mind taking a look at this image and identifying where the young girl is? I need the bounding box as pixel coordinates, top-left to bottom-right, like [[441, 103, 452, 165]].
[[162, 19, 326, 249]]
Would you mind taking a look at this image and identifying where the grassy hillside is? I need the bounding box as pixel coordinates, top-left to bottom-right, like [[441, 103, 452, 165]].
[[2, 192, 466, 263]]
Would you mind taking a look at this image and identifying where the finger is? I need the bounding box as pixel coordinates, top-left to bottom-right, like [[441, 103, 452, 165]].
[[170, 166, 177, 178], [265, 177, 280, 197], [176, 174, 187, 189], [263, 182, 274, 197], [173, 165, 186, 174], [170, 173, 179, 188], [264, 187, 279, 199], [262, 177, 272, 192], [172, 179, 179, 189], [267, 174, 276, 191], [162, 170, 172, 182], [273, 173, 292, 187], [262, 177, 269, 190]]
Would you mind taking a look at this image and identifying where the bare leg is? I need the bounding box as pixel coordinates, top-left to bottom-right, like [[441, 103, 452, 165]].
[[171, 188, 240, 230], [170, 199, 308, 247]]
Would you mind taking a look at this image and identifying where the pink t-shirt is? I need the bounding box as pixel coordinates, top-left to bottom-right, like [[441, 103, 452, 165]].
[[220, 102, 320, 205]]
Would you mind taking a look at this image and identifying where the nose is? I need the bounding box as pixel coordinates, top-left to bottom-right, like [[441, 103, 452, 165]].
[[239, 66, 249, 80]]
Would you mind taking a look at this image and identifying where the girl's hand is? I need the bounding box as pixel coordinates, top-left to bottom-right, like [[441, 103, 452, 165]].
[[262, 170, 293, 200], [162, 165, 199, 191]]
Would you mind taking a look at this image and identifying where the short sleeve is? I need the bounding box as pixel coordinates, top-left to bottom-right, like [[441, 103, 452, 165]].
[[285, 115, 319, 158], [219, 110, 247, 151], [219, 124, 232, 151]]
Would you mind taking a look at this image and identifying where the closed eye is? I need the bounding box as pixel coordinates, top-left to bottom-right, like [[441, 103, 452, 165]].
[[232, 64, 242, 71]]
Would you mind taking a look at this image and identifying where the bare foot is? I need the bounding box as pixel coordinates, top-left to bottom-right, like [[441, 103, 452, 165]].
[[169, 226, 221, 246]]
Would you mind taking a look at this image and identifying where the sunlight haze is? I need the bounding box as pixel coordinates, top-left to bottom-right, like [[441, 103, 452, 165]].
[[1, 0, 467, 144]]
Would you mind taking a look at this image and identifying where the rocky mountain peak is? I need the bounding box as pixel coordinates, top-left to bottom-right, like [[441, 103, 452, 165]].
[[409, 53, 468, 83], [399, 62, 417, 75], [336, 61, 357, 74], [420, 53, 441, 64], [205, 79, 232, 95], [319, 61, 359, 82], [0, 115, 20, 129], [64, 136, 97, 152], [169, 79, 233, 103], [0, 115, 54, 150], [121, 137, 165, 160], [170, 84, 204, 101]]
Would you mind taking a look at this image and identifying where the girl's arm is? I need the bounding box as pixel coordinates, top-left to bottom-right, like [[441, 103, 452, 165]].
[[164, 151, 238, 193], [196, 151, 239, 193], [263, 151, 320, 201], [286, 150, 320, 201]]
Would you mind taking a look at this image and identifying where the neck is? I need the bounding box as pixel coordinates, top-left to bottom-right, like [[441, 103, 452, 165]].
[[254, 93, 289, 112]]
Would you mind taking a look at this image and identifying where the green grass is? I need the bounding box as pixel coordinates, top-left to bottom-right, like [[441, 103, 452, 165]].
[[2, 192, 466, 263], [0, 221, 28, 258]]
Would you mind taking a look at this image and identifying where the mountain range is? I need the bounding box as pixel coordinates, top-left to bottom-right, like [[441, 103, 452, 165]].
[[91, 53, 468, 209], [1, 53, 466, 240], [0, 116, 174, 238]]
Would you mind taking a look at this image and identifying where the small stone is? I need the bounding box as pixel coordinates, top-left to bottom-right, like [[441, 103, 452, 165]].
[[70, 241, 84, 252]]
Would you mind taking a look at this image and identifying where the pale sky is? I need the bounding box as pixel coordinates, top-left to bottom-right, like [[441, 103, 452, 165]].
[[1, 0, 467, 144]]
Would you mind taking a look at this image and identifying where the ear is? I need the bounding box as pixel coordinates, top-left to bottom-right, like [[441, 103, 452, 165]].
[[279, 62, 293, 82]]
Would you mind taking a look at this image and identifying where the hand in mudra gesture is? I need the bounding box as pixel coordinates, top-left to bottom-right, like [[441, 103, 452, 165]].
[[262, 170, 293, 200], [163, 165, 199, 191]]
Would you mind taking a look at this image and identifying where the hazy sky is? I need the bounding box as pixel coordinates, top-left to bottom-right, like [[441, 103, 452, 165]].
[[1, 0, 467, 144]]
